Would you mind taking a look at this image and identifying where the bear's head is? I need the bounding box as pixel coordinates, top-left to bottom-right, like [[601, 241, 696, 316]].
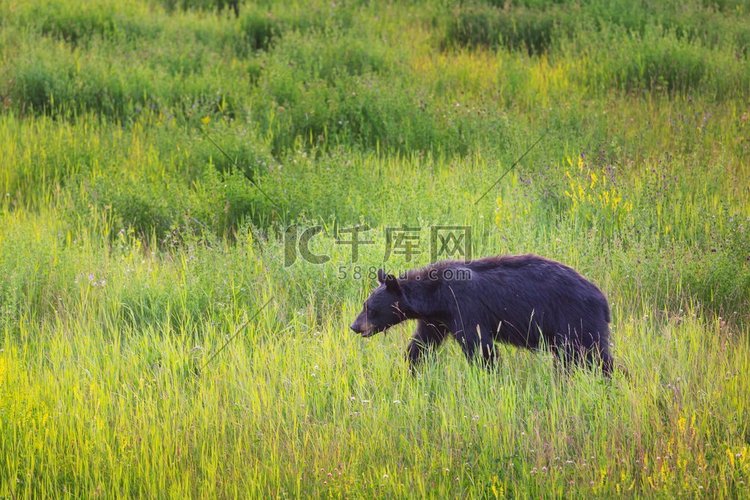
[[350, 269, 409, 337]]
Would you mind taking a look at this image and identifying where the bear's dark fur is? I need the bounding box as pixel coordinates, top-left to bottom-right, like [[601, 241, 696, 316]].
[[350, 254, 613, 376]]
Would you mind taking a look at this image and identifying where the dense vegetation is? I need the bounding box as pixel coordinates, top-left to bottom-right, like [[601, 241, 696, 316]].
[[1, 0, 748, 496]]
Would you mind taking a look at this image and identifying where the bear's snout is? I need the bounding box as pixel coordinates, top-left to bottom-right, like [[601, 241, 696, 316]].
[[350, 318, 367, 334], [350, 317, 374, 336]]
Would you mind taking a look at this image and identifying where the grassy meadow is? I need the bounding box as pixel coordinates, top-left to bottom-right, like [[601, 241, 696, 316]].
[[1, 0, 749, 496]]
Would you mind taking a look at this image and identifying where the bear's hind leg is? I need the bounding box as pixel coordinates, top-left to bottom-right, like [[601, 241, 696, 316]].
[[553, 341, 577, 374], [586, 343, 613, 378], [583, 327, 613, 377], [554, 331, 613, 378], [456, 326, 497, 368]]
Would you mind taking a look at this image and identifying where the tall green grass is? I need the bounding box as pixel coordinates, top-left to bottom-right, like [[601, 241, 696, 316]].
[[1, 0, 749, 496]]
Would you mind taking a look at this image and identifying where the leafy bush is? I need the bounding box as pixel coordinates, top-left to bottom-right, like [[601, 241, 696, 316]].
[[7, 40, 243, 120], [91, 174, 187, 241], [189, 167, 280, 236], [239, 9, 280, 51], [235, 3, 349, 54], [0, 215, 69, 330], [158, 0, 239, 15], [562, 154, 634, 236], [577, 28, 750, 97], [251, 31, 498, 155], [189, 123, 272, 180], [444, 4, 568, 55], [9, 54, 72, 115], [89, 162, 278, 242], [255, 71, 479, 155], [443, 0, 750, 58], [10, 53, 160, 119], [271, 31, 391, 82], [19, 1, 159, 45]]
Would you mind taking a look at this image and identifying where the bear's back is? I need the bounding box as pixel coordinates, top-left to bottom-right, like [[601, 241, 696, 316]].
[[436, 254, 575, 279]]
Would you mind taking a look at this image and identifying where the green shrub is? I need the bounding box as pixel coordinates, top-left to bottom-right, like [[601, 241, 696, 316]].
[[576, 28, 750, 97], [0, 114, 112, 207], [0, 213, 78, 331], [88, 159, 278, 242], [254, 72, 476, 155], [7, 39, 244, 120], [443, 4, 570, 55], [570, 0, 750, 55], [239, 9, 281, 51], [92, 174, 186, 241], [681, 212, 750, 319], [701, 0, 750, 13], [190, 124, 272, 180], [9, 42, 151, 118], [271, 31, 391, 82], [444, 0, 750, 58], [252, 31, 495, 155], [219, 170, 277, 234], [38, 4, 116, 45], [159, 0, 228, 11], [620, 38, 709, 94], [19, 1, 159, 46], [235, 4, 346, 54], [9, 55, 72, 115], [189, 167, 279, 236]]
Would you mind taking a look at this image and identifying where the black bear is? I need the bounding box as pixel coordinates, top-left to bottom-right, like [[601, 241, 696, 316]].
[[350, 254, 613, 376]]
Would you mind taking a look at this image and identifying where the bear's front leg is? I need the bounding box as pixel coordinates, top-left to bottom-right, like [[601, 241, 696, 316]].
[[406, 320, 448, 371]]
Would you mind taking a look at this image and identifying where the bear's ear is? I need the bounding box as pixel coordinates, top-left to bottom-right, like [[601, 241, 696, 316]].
[[377, 268, 388, 284], [377, 268, 400, 293]]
